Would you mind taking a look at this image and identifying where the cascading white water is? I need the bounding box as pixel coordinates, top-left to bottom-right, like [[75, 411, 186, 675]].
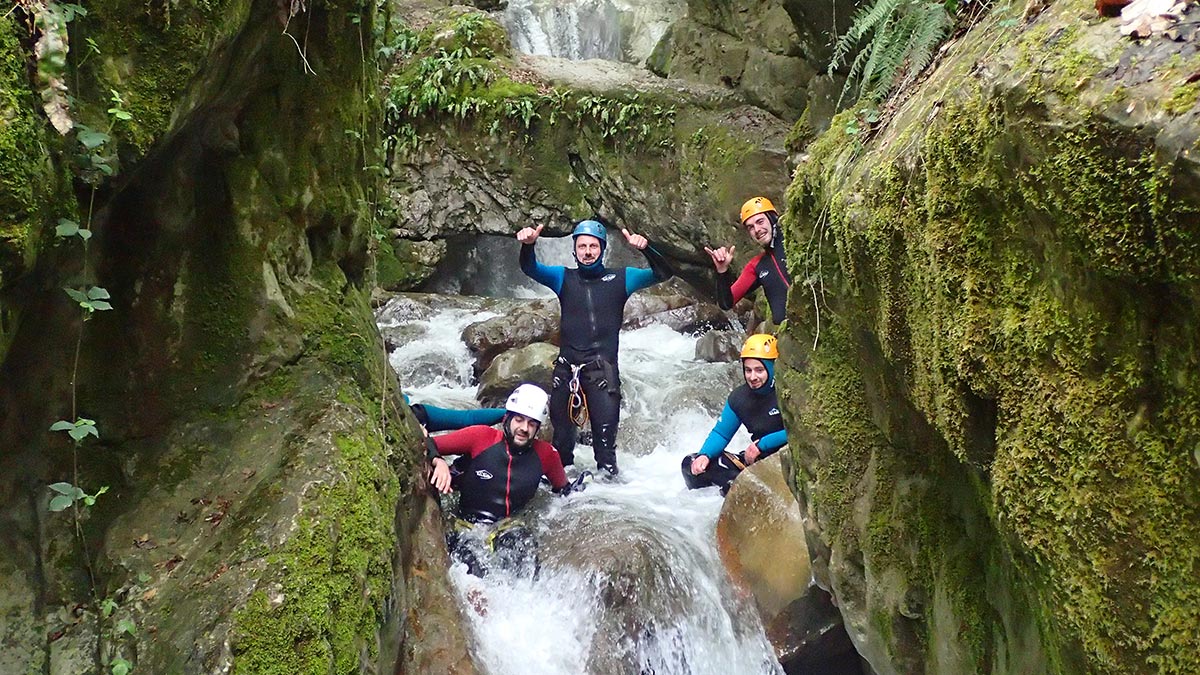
[[380, 289, 785, 673], [502, 0, 685, 65]]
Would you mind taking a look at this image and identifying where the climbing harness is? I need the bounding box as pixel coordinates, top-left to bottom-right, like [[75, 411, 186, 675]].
[[568, 363, 590, 428]]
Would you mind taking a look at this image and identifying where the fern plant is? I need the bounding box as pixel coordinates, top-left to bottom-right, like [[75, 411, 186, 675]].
[[828, 0, 953, 108]]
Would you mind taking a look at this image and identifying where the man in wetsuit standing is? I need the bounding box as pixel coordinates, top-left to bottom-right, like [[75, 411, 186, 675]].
[[515, 219, 673, 477], [705, 197, 791, 325]]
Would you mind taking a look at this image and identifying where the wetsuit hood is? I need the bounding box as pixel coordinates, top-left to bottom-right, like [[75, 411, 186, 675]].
[[575, 258, 607, 276]]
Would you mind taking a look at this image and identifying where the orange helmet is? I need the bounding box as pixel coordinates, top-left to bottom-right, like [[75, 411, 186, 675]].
[[740, 197, 777, 225], [740, 334, 779, 360]]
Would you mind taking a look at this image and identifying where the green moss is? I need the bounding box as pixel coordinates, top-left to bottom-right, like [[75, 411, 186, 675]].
[[0, 17, 64, 357], [676, 120, 759, 208], [779, 18, 1200, 671], [78, 0, 252, 155], [230, 426, 399, 675], [1163, 82, 1199, 115]]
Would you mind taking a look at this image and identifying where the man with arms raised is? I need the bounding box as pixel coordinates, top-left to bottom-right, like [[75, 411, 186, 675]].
[[515, 219, 673, 477]]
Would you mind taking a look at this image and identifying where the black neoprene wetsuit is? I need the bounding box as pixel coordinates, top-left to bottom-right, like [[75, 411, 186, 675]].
[[682, 381, 787, 493], [717, 215, 791, 324], [520, 241, 673, 468]]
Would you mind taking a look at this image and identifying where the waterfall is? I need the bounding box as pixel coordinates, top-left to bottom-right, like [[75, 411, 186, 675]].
[[379, 291, 783, 674], [502, 0, 685, 65]]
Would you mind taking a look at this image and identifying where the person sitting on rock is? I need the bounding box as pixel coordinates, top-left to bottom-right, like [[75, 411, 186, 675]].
[[515, 219, 673, 478], [404, 393, 505, 432], [426, 384, 582, 576], [681, 334, 787, 495], [705, 197, 792, 326]]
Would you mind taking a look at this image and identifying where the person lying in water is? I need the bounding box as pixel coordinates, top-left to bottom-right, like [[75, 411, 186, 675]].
[[681, 334, 787, 495], [425, 384, 586, 576]]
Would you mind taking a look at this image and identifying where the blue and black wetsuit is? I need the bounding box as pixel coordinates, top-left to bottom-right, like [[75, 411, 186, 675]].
[[717, 213, 791, 324], [682, 363, 787, 493], [520, 241, 672, 468]]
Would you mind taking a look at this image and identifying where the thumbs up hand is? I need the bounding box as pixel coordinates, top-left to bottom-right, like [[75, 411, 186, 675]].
[[622, 228, 648, 250]]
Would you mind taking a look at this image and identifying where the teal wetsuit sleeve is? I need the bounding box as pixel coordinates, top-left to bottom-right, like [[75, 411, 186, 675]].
[[757, 428, 788, 455], [625, 244, 673, 295], [698, 401, 741, 458], [421, 405, 506, 432], [520, 243, 564, 294]]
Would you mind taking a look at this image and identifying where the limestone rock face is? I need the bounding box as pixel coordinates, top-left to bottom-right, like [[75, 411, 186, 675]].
[[476, 341, 559, 406], [777, 1, 1200, 672], [383, 6, 792, 293], [0, 3, 476, 673], [653, 0, 859, 122]]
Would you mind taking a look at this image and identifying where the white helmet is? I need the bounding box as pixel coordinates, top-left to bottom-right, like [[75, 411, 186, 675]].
[[505, 384, 549, 424]]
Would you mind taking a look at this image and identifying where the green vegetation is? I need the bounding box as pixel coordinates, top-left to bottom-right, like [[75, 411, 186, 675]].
[[781, 2, 1200, 671], [384, 12, 676, 155], [828, 0, 953, 107]]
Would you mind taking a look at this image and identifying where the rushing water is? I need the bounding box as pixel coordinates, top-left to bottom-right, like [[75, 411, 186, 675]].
[[502, 0, 684, 65], [379, 287, 785, 674]]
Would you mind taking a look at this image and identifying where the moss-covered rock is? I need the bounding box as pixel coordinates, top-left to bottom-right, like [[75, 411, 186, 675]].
[[778, 1, 1200, 673], [0, 17, 71, 366], [0, 1, 476, 673]]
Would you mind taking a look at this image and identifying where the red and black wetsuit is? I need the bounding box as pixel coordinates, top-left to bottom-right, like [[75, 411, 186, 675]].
[[431, 425, 567, 523], [717, 215, 791, 324]]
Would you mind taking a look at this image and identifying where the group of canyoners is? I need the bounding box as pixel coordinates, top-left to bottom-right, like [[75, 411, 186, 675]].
[[408, 197, 792, 576]]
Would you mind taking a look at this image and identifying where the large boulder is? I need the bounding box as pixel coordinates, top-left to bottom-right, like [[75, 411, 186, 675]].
[[778, 0, 1200, 672], [717, 454, 811, 635], [694, 329, 742, 362], [461, 298, 560, 376], [475, 341, 558, 406]]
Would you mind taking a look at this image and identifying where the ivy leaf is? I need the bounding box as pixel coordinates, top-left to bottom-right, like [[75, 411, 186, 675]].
[[115, 618, 137, 636], [77, 128, 110, 150], [50, 420, 74, 432], [90, 301, 113, 311], [78, 228, 92, 241], [49, 482, 75, 495], [100, 598, 118, 618], [49, 495, 73, 511], [56, 219, 79, 237], [87, 287, 111, 300], [64, 287, 88, 303], [111, 657, 132, 675]]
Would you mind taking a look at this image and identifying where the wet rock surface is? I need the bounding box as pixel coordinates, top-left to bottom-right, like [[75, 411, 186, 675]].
[[476, 341, 559, 405]]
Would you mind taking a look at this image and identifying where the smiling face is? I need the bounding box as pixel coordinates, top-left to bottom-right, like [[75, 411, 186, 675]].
[[742, 212, 773, 246], [743, 358, 769, 389], [507, 413, 540, 447], [574, 235, 603, 265]]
